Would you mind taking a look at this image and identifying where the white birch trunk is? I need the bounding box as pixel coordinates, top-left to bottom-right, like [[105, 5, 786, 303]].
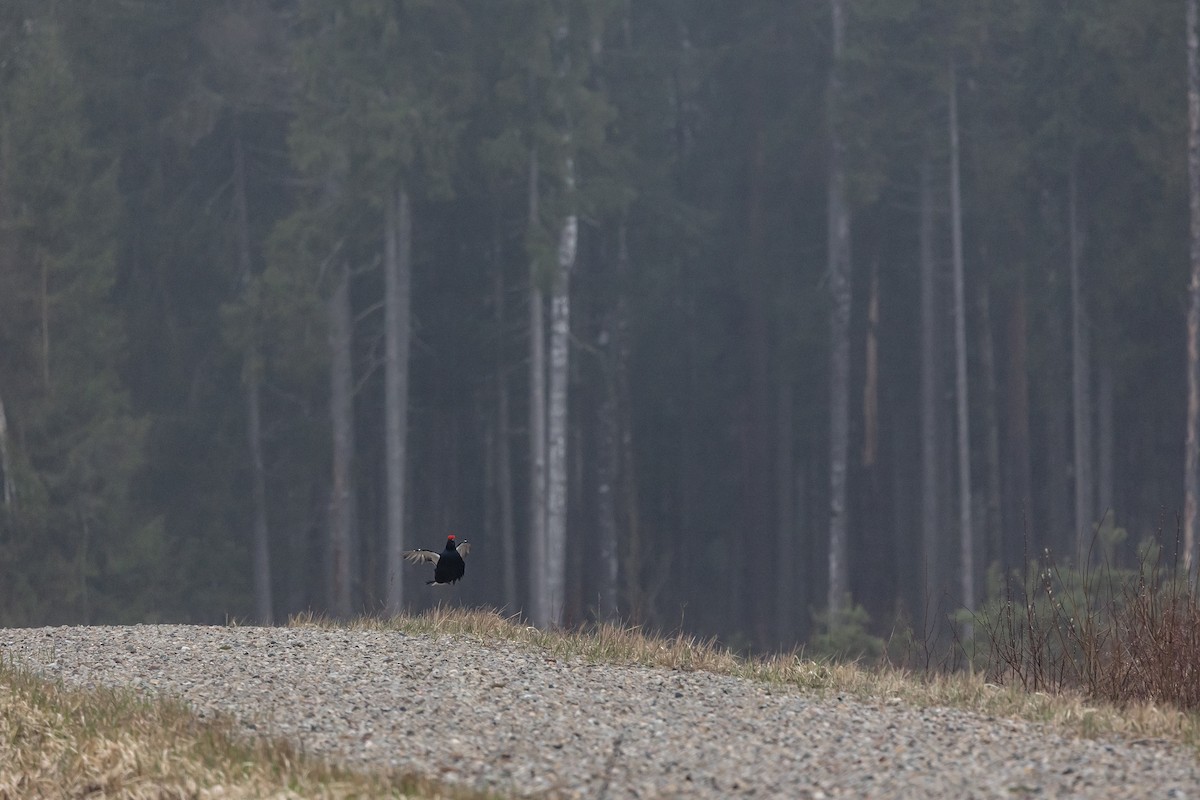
[[546, 158, 577, 627], [384, 184, 412, 614], [949, 61, 974, 621]]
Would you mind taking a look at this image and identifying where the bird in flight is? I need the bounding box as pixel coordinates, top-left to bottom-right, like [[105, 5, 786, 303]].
[[403, 534, 472, 585]]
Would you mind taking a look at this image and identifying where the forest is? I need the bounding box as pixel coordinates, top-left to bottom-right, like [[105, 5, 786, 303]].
[[0, 0, 1193, 654]]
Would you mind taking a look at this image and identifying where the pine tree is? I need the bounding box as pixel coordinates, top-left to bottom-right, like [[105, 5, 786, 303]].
[[0, 18, 154, 624]]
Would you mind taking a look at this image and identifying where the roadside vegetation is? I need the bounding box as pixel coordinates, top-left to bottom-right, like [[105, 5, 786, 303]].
[[7, 564, 1200, 798], [296, 601, 1200, 751], [971, 525, 1200, 713], [0, 653, 485, 799]]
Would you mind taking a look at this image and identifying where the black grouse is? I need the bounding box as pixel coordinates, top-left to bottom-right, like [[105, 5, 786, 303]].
[[403, 534, 471, 585]]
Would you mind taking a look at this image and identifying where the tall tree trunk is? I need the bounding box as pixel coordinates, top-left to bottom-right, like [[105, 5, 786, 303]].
[[384, 183, 412, 614], [1006, 276, 1034, 570], [977, 281, 1003, 577], [78, 513, 90, 623], [776, 377, 796, 646], [0, 136, 11, 515], [1044, 295, 1072, 559], [673, 15, 697, 630], [890, 404, 917, 619], [949, 61, 974, 621], [826, 0, 852, 619], [1069, 165, 1094, 563], [596, 326, 620, 622], [595, 225, 626, 623], [528, 147, 549, 626], [493, 261, 518, 610], [483, 408, 498, 597], [795, 456, 811, 639], [0, 392, 11, 511], [328, 261, 355, 619], [615, 225, 642, 624], [918, 144, 941, 629], [568, 412, 585, 624], [245, 369, 273, 624], [1097, 363, 1115, 525], [233, 128, 273, 625], [39, 250, 49, 390], [545, 157, 577, 627], [674, 265, 697, 627], [742, 74, 772, 645], [1185, 0, 1200, 578], [863, 263, 879, 468]]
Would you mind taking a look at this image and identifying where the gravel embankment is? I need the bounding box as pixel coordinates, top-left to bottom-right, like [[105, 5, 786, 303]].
[[2, 625, 1198, 798]]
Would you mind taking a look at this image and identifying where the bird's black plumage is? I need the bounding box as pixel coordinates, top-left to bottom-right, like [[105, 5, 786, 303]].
[[403, 535, 471, 585]]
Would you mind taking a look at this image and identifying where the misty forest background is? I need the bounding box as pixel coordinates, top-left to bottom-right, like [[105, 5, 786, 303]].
[[0, 0, 1193, 653]]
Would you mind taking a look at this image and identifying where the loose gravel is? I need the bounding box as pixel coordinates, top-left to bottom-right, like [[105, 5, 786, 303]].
[[2, 625, 1198, 798]]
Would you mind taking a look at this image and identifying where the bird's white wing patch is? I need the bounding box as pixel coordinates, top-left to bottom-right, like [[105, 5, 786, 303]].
[[403, 549, 440, 565], [455, 541, 471, 558]]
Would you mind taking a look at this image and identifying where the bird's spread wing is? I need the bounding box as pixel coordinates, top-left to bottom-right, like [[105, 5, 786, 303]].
[[403, 549, 440, 565], [454, 541, 471, 558]]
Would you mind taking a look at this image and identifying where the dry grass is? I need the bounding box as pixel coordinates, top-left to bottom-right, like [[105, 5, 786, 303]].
[[6, 604, 1199, 798], [0, 654, 487, 799], [292, 605, 1200, 752]]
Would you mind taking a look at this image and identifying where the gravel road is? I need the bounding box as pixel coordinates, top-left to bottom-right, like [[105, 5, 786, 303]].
[[2, 624, 1198, 798]]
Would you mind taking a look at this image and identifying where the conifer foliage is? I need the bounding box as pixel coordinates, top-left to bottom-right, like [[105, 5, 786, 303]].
[[0, 1, 1193, 650]]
